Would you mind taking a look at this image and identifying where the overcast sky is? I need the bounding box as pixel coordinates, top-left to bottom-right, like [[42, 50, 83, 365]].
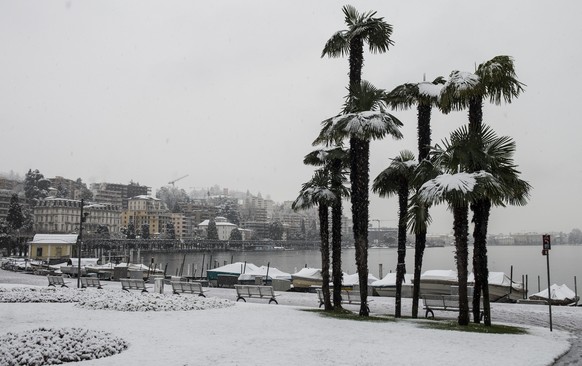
[[1, 1, 581, 236]]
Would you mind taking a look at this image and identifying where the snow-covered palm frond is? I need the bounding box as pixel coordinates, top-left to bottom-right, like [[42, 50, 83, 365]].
[[321, 30, 350, 58], [418, 81, 444, 99], [373, 150, 417, 198], [333, 109, 403, 140], [292, 170, 339, 211], [476, 55, 525, 105], [440, 70, 482, 113], [417, 171, 499, 207]]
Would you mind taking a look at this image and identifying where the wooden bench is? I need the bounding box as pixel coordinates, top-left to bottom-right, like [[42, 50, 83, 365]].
[[234, 284, 278, 304], [47, 275, 69, 288], [171, 281, 207, 297], [120, 278, 148, 293], [316, 288, 371, 312], [80, 277, 104, 289], [423, 294, 483, 319]]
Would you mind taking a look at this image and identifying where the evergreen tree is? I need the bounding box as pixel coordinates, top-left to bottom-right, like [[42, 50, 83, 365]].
[[24, 169, 50, 206], [96, 225, 110, 239], [269, 221, 284, 240], [6, 194, 24, 232], [126, 223, 136, 239], [207, 219, 219, 240], [229, 228, 242, 241], [165, 222, 176, 240], [218, 199, 241, 225], [141, 224, 150, 239]]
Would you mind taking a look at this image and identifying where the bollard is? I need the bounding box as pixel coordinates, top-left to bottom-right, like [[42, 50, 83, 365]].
[[154, 277, 164, 294]]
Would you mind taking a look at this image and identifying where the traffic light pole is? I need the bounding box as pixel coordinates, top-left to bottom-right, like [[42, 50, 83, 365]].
[[546, 250, 552, 332]]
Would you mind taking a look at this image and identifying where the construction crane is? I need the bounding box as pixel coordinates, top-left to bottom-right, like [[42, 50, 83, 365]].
[[168, 174, 189, 186]]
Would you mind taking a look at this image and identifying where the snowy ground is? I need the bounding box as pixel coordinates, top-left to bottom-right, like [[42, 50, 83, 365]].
[[0, 269, 579, 366]]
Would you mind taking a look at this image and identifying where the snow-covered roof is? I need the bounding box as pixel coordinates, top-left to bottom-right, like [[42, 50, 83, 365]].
[[30, 234, 78, 245]]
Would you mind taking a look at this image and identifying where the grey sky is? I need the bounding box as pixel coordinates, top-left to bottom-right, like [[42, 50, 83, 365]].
[[1, 1, 581, 235]]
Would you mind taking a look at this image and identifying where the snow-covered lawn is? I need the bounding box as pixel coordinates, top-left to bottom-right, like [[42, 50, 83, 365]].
[[0, 270, 577, 366]]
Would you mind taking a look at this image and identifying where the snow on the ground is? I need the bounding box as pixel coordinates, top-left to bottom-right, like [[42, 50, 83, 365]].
[[0, 269, 577, 366]]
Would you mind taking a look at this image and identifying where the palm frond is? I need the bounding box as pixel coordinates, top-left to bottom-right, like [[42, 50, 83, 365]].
[[476, 55, 525, 105], [321, 30, 350, 58]]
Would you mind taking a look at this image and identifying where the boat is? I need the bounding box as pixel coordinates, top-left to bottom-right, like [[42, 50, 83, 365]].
[[206, 262, 260, 281], [237, 265, 292, 284], [419, 270, 458, 296], [291, 268, 324, 289], [529, 284, 580, 306], [477, 272, 526, 302], [371, 272, 414, 297], [342, 272, 379, 289]]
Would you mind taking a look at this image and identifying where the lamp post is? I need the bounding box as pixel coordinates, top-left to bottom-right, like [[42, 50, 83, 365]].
[[77, 199, 88, 288]]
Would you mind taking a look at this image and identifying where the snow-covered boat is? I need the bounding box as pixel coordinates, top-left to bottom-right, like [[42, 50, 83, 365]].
[[291, 268, 324, 289], [529, 284, 580, 306], [237, 265, 292, 284], [419, 270, 458, 295], [474, 272, 526, 302], [371, 272, 414, 297], [342, 272, 379, 288], [206, 262, 260, 281]]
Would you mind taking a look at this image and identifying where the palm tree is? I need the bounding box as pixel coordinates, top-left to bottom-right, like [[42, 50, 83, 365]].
[[316, 80, 403, 316], [292, 170, 337, 310], [304, 147, 350, 310], [384, 76, 445, 318], [440, 55, 525, 324], [372, 150, 416, 317], [322, 5, 394, 91], [416, 167, 501, 326], [447, 124, 531, 325]]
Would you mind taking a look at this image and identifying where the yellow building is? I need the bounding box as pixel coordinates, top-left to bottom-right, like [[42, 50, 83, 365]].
[[121, 196, 171, 237], [28, 234, 78, 261]]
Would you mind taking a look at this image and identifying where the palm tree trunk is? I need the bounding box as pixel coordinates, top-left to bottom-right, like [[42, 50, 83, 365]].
[[411, 225, 426, 318], [350, 136, 370, 316], [349, 37, 364, 90], [395, 181, 409, 318], [331, 160, 344, 309], [417, 104, 432, 161], [472, 198, 492, 325], [468, 97, 483, 142], [453, 205, 470, 326], [319, 204, 332, 311]]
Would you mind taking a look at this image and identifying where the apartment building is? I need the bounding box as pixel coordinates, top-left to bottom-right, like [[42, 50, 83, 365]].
[[91, 182, 151, 209], [121, 196, 170, 237], [33, 197, 121, 235]]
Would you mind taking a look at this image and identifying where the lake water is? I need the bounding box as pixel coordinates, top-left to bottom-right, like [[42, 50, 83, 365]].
[[147, 245, 582, 294]]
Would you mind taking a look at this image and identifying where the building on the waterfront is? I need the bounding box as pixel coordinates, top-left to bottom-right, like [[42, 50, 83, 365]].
[[171, 212, 196, 239], [33, 197, 121, 235], [176, 201, 220, 226], [198, 216, 237, 240], [28, 233, 77, 261], [91, 182, 151, 209], [0, 189, 13, 222], [121, 195, 170, 238]]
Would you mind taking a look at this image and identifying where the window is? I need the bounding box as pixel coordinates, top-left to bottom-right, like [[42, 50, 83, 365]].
[[36, 247, 43, 257]]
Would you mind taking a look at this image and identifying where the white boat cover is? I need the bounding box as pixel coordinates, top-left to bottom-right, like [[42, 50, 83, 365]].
[[343, 272, 379, 286], [207, 262, 260, 275], [238, 266, 292, 281], [371, 272, 414, 287], [530, 284, 577, 301]]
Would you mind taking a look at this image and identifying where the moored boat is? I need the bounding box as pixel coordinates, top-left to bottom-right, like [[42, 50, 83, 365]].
[[371, 272, 414, 297], [291, 268, 324, 289], [529, 284, 580, 306]]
